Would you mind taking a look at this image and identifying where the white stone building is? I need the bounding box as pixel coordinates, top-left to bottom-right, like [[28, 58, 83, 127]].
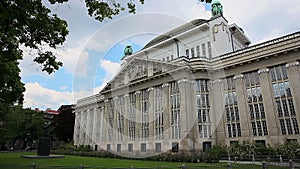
[[73, 1, 300, 157]]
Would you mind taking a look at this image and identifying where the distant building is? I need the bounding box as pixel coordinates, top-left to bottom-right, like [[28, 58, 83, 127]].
[[73, 0, 300, 156]]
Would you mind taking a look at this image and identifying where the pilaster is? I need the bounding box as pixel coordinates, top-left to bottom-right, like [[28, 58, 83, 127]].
[[92, 108, 98, 144], [234, 74, 250, 137], [148, 87, 154, 150], [211, 79, 226, 144], [258, 68, 280, 141], [162, 83, 170, 140], [123, 94, 129, 141], [148, 87, 154, 139], [103, 99, 109, 142], [113, 97, 118, 142], [135, 91, 141, 141], [73, 112, 81, 145], [286, 61, 300, 131]]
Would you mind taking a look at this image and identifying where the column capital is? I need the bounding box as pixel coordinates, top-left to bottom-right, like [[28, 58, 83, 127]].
[[178, 79, 191, 84], [135, 91, 141, 95], [104, 99, 109, 103], [123, 94, 129, 97], [286, 61, 299, 68], [113, 97, 118, 101], [258, 68, 269, 74], [233, 74, 244, 80], [147, 87, 154, 92], [212, 79, 223, 84], [162, 83, 169, 88]]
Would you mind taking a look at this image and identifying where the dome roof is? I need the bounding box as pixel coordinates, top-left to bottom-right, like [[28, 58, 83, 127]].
[[211, 0, 221, 5], [143, 19, 207, 49]]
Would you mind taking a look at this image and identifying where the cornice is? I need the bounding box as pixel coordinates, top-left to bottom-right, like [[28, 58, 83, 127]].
[[233, 74, 244, 80], [258, 68, 270, 74], [286, 61, 299, 68]]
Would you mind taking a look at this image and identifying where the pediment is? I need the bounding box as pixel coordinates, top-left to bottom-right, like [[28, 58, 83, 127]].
[[100, 58, 184, 92]]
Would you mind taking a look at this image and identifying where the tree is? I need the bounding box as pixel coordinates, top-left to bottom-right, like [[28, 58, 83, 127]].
[[0, 106, 44, 150], [51, 105, 75, 143], [0, 0, 212, 107]]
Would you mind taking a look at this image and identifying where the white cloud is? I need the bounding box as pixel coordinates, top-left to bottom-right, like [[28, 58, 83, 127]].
[[24, 82, 94, 110], [22, 0, 300, 109], [99, 60, 121, 78]]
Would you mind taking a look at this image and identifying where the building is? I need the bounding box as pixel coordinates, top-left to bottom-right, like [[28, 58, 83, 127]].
[[73, 0, 300, 157]]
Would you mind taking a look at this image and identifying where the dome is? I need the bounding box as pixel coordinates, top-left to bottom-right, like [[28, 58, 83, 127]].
[[124, 45, 133, 56], [211, 0, 221, 5]]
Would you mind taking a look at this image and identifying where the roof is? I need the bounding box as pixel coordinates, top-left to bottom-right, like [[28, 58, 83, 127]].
[[142, 19, 208, 49]]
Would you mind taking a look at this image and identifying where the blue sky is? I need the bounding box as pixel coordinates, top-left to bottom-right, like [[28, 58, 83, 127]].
[[20, 0, 300, 110]]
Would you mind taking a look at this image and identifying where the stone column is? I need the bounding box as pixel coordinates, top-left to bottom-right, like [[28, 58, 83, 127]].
[[73, 112, 81, 145], [211, 79, 226, 145], [148, 87, 154, 140], [99, 106, 104, 143], [258, 68, 280, 141], [103, 99, 109, 143], [93, 108, 100, 145], [178, 79, 189, 152], [123, 94, 129, 141], [113, 97, 118, 142], [162, 83, 170, 141], [234, 74, 250, 137], [178, 79, 188, 137], [90, 108, 95, 145], [135, 91, 141, 141], [147, 87, 154, 151], [286, 61, 300, 128], [80, 111, 86, 145]]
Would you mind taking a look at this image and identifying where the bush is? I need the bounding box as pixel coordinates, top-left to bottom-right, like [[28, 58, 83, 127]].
[[204, 144, 227, 162]]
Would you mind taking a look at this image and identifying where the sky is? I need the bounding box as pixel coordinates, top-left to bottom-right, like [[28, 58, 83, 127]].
[[20, 0, 300, 110]]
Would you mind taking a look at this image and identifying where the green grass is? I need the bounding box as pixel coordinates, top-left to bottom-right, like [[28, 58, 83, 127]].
[[0, 152, 289, 169]]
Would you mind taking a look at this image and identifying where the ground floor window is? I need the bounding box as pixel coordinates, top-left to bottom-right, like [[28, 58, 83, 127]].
[[117, 144, 121, 152], [141, 143, 146, 152], [155, 143, 161, 152], [203, 142, 212, 152], [94, 145, 98, 151], [128, 143, 133, 152], [106, 144, 111, 151], [171, 142, 179, 153]]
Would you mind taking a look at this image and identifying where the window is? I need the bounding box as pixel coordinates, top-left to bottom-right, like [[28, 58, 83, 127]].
[[207, 42, 212, 58], [270, 65, 299, 135], [191, 47, 195, 58], [129, 92, 136, 141], [117, 144, 121, 152], [201, 43, 206, 58], [224, 77, 241, 138], [141, 143, 146, 152], [167, 56, 169, 61], [141, 89, 150, 140], [172, 142, 179, 153], [155, 143, 161, 152], [128, 143, 133, 152], [196, 45, 200, 57], [186, 49, 189, 58], [155, 85, 164, 140], [107, 144, 111, 151], [170, 81, 181, 139], [203, 142, 212, 152], [245, 71, 268, 136], [196, 79, 211, 138]]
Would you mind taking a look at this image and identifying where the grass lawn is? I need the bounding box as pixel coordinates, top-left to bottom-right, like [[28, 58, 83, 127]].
[[0, 151, 289, 169]]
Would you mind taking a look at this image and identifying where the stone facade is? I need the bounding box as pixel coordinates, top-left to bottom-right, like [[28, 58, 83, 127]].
[[73, 13, 300, 157]]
